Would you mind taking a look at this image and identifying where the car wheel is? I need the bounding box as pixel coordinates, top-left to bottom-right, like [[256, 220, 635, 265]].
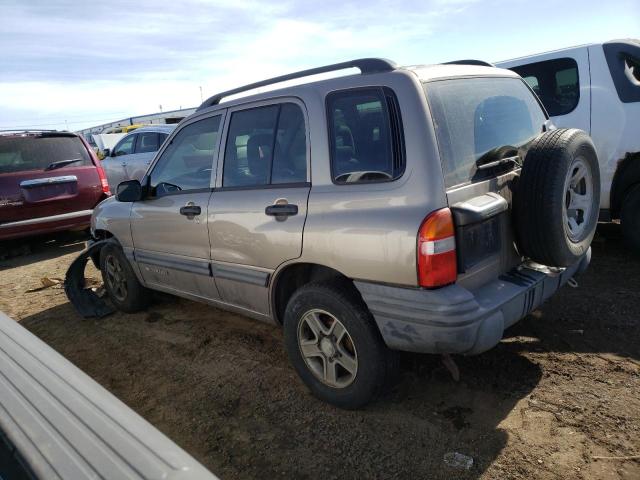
[[100, 243, 150, 313], [514, 128, 600, 267], [283, 280, 398, 409], [621, 184, 640, 255]]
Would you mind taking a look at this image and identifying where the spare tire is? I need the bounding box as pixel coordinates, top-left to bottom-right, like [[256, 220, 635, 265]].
[[514, 128, 600, 267]]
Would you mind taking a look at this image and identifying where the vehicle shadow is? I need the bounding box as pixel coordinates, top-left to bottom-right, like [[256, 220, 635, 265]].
[[504, 222, 640, 362], [0, 231, 88, 270]]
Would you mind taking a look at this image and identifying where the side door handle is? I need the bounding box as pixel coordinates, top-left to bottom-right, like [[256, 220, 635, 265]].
[[179, 203, 201, 218], [265, 203, 298, 217]]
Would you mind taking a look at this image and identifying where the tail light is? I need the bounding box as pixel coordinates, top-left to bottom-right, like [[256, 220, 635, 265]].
[[417, 208, 457, 288], [96, 163, 111, 195]]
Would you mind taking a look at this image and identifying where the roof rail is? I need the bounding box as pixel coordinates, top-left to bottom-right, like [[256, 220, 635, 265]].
[[443, 59, 495, 67], [197, 58, 397, 111], [0, 129, 58, 133]]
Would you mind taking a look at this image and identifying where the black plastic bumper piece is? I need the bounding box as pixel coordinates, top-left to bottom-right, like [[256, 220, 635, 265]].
[[64, 239, 115, 318]]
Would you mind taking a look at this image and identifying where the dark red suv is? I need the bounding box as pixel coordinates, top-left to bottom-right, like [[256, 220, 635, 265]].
[[0, 131, 110, 241]]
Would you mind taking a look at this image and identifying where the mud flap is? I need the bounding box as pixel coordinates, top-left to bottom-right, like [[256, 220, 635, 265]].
[[64, 239, 116, 318]]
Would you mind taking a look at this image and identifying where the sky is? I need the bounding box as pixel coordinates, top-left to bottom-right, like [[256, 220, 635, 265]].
[[0, 0, 638, 132]]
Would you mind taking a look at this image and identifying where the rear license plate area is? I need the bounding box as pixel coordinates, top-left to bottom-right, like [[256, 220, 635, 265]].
[[455, 214, 502, 273]]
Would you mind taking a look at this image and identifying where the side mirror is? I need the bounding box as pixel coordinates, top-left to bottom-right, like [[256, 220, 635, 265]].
[[102, 148, 111, 157], [116, 180, 143, 202]]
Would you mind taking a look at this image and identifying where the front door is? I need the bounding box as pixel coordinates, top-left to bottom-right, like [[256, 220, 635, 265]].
[[209, 100, 310, 315], [130, 113, 224, 301]]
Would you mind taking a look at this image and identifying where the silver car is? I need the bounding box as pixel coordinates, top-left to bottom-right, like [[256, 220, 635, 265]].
[[101, 124, 175, 187], [73, 58, 599, 408]]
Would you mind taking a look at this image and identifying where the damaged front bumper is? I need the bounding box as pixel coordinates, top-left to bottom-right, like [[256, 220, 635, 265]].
[[64, 239, 115, 318]]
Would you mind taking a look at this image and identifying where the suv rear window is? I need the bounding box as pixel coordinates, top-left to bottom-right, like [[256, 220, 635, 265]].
[[425, 77, 547, 188], [0, 134, 92, 174], [509, 57, 580, 116]]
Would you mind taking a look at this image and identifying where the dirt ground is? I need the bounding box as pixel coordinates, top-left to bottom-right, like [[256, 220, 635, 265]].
[[0, 225, 638, 480]]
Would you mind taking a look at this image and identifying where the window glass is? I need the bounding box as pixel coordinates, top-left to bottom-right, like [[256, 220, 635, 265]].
[[114, 135, 135, 156], [223, 103, 307, 187], [327, 88, 404, 184], [135, 132, 160, 153], [149, 116, 221, 195], [510, 57, 579, 116], [523, 75, 540, 95], [0, 135, 91, 173], [603, 41, 640, 103], [425, 77, 547, 188], [272, 104, 307, 184]]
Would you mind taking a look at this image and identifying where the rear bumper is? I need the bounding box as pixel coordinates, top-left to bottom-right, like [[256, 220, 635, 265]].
[[355, 249, 591, 355], [0, 209, 92, 241]]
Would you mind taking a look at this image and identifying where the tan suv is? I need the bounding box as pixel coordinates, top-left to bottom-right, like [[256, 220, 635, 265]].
[[67, 58, 599, 408]]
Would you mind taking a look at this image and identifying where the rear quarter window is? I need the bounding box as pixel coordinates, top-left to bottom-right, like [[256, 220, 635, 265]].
[[424, 77, 547, 188]]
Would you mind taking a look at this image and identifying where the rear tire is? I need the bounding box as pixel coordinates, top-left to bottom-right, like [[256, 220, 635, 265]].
[[514, 129, 600, 267], [283, 280, 398, 409], [100, 244, 150, 313], [621, 184, 640, 254]]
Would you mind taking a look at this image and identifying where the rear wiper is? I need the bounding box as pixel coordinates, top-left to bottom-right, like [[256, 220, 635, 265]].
[[475, 146, 522, 171], [476, 155, 521, 171], [44, 158, 83, 171]]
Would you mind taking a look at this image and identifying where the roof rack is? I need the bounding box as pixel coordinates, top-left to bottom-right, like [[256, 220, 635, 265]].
[[443, 59, 495, 67], [197, 58, 397, 111], [0, 129, 58, 133]]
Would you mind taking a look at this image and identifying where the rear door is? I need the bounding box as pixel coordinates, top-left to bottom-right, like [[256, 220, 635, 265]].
[[423, 76, 548, 290], [0, 133, 102, 224], [209, 99, 310, 315], [130, 114, 224, 301]]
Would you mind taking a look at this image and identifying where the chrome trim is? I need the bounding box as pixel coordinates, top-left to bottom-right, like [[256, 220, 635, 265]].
[[0, 209, 92, 229], [19, 175, 78, 188]]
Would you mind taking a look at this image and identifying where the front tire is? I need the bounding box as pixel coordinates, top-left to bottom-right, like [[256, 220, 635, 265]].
[[100, 244, 150, 313], [283, 281, 397, 409]]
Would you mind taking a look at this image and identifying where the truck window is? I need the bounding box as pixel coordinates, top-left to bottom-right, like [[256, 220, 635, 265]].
[[603, 40, 640, 103], [510, 57, 580, 117]]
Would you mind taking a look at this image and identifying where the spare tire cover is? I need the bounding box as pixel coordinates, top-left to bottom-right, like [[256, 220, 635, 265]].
[[514, 128, 600, 267]]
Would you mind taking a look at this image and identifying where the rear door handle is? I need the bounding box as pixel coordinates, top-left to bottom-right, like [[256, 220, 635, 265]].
[[179, 204, 201, 217], [265, 204, 298, 216]]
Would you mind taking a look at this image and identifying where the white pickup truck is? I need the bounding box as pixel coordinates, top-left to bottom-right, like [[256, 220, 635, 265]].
[[497, 39, 640, 252]]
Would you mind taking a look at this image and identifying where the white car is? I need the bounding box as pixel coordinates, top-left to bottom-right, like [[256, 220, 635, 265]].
[[497, 39, 640, 252], [101, 124, 175, 188]]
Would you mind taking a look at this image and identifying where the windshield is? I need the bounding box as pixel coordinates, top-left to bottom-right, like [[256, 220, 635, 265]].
[[424, 77, 547, 188], [0, 135, 92, 174]]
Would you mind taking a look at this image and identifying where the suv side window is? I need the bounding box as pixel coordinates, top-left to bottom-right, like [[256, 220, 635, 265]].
[[510, 57, 580, 116], [327, 87, 405, 184], [149, 116, 221, 196], [222, 103, 307, 187], [135, 132, 161, 154], [113, 134, 136, 156]]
